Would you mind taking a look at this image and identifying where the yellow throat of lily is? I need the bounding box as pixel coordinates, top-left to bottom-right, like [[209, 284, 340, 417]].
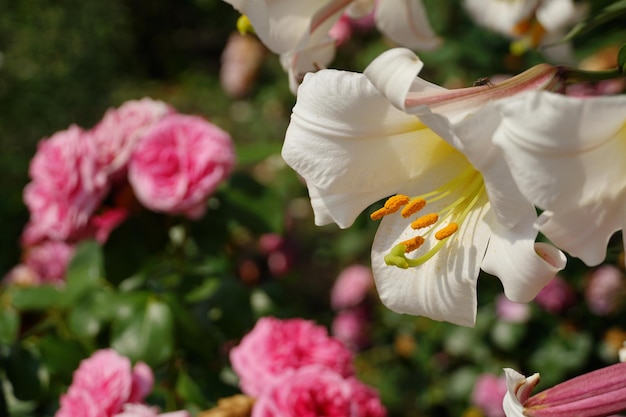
[[371, 165, 485, 269]]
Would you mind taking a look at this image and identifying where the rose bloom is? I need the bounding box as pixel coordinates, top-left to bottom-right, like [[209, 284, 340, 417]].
[[330, 264, 374, 311], [230, 317, 354, 397], [252, 365, 386, 417], [24, 240, 75, 284], [23, 125, 108, 244], [90, 98, 175, 180], [472, 373, 507, 417], [113, 403, 190, 417], [56, 349, 154, 417], [128, 114, 235, 219]]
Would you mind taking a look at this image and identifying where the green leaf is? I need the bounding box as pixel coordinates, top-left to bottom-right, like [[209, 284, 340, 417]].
[[0, 305, 19, 345], [176, 370, 209, 407], [111, 294, 174, 366], [68, 289, 119, 338], [560, 0, 626, 43], [5, 345, 44, 401], [37, 336, 85, 382], [9, 285, 64, 311], [64, 240, 103, 302]]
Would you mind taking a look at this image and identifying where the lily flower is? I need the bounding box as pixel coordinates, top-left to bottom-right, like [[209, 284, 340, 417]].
[[463, 0, 587, 61], [282, 48, 566, 326], [485, 91, 626, 267], [503, 363, 626, 417], [222, 0, 441, 92]]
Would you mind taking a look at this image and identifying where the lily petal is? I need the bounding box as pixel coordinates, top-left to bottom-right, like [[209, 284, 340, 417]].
[[371, 188, 491, 327], [375, 0, 442, 51], [283, 69, 457, 228], [492, 91, 626, 266], [482, 211, 567, 303]]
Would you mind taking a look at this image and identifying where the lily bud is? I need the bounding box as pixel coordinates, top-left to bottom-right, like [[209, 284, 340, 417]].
[[503, 363, 626, 417]]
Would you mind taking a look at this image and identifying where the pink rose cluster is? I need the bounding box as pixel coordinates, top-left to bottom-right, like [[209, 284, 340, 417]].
[[230, 317, 387, 417], [5, 98, 234, 285], [56, 349, 189, 417], [471, 373, 508, 417]]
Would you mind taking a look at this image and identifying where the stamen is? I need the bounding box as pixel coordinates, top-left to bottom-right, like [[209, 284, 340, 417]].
[[411, 213, 439, 230], [435, 223, 459, 240], [401, 198, 426, 218], [400, 236, 425, 253], [370, 194, 410, 220]]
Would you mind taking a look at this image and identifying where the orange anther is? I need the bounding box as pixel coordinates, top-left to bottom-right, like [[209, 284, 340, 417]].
[[400, 236, 425, 253], [411, 213, 439, 230], [401, 198, 427, 218], [370, 194, 410, 220], [435, 223, 458, 240]]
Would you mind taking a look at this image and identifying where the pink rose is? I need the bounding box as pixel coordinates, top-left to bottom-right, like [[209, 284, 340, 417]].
[[88, 207, 129, 243], [24, 125, 108, 243], [471, 373, 507, 417], [128, 114, 235, 219], [252, 365, 386, 417], [57, 387, 107, 417], [57, 349, 154, 417], [331, 265, 374, 310], [23, 240, 75, 284], [90, 98, 175, 180], [230, 317, 354, 397], [3, 264, 39, 286]]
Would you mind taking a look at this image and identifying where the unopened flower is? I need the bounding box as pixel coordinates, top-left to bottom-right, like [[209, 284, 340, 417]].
[[282, 48, 565, 326], [503, 363, 626, 417]]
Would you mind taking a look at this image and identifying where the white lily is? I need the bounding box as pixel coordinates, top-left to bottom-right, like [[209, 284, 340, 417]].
[[463, 0, 587, 61], [486, 91, 626, 267], [223, 0, 441, 92], [282, 48, 566, 326]]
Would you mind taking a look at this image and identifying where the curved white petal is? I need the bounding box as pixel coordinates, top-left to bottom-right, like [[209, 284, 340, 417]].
[[374, 0, 442, 51], [536, 0, 581, 32], [463, 0, 538, 37], [482, 211, 566, 303], [371, 189, 491, 327], [492, 91, 626, 265], [283, 69, 458, 227], [363, 48, 447, 111], [227, 0, 343, 54], [503, 368, 536, 417]]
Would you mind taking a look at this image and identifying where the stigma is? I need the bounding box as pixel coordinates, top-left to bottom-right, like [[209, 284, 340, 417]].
[[372, 166, 485, 269]]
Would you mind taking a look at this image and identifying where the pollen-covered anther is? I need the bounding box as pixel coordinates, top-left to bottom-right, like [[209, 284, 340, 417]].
[[401, 198, 426, 218], [400, 236, 425, 253], [434, 223, 458, 240], [370, 194, 410, 220], [411, 213, 439, 230]]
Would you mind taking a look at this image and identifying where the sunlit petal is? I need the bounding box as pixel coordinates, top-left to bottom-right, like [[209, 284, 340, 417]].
[[375, 0, 442, 51]]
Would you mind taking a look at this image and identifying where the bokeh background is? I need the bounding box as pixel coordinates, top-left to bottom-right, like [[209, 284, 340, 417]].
[[1, 1, 625, 416]]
